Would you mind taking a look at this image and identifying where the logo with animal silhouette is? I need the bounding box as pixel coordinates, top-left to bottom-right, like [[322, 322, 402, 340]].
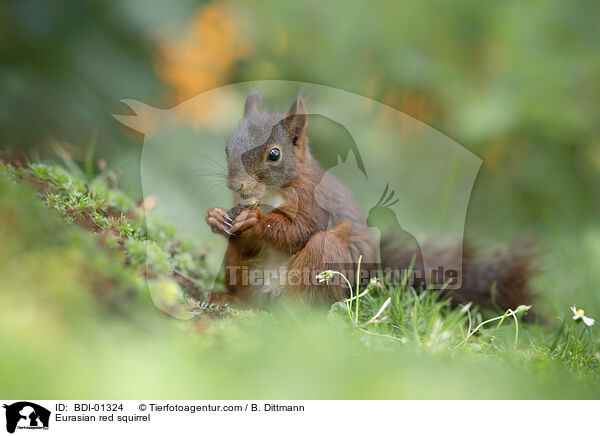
[[114, 81, 482, 315], [366, 183, 427, 287], [3, 402, 50, 434]]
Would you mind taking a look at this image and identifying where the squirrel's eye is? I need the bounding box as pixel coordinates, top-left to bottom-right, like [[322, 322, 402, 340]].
[[267, 147, 281, 162]]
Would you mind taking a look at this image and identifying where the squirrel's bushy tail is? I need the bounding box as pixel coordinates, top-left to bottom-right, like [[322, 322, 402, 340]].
[[380, 237, 536, 314]]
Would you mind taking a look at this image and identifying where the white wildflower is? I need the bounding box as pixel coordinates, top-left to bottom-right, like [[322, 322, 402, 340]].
[[316, 270, 335, 283], [571, 305, 595, 327]]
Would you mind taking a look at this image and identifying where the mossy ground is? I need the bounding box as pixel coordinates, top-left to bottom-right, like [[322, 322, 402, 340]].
[[1, 160, 599, 399]]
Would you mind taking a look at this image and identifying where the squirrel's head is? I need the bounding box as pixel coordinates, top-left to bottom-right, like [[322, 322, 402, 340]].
[[225, 92, 308, 201]]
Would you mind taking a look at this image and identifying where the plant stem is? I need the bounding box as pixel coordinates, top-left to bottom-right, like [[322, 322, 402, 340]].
[[355, 255, 363, 327], [331, 271, 354, 325]]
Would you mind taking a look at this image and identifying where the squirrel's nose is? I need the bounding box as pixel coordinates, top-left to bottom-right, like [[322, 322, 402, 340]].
[[228, 179, 249, 193], [233, 181, 247, 193]]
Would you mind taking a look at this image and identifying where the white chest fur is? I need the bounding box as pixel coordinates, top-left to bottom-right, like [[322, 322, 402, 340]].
[[260, 189, 284, 209], [245, 244, 291, 298]]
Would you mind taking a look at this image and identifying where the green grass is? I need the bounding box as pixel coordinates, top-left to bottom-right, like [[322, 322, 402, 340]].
[[0, 160, 221, 301], [329, 267, 599, 378], [0, 159, 599, 399]]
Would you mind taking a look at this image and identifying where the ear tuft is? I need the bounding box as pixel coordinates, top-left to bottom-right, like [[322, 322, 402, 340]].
[[244, 91, 261, 117], [283, 95, 308, 145]]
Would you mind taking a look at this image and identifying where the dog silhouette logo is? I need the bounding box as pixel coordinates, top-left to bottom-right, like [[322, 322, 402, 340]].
[[3, 402, 50, 434]]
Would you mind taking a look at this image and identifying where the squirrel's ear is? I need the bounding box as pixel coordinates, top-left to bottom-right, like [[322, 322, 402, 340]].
[[283, 96, 308, 145], [244, 92, 261, 117]]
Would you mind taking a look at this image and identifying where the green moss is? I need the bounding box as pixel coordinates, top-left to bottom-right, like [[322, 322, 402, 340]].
[[0, 161, 17, 180], [2, 159, 600, 399], [1, 160, 212, 304], [125, 239, 171, 275]]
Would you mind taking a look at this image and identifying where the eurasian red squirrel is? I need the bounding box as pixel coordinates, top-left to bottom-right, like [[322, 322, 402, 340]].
[[205, 92, 534, 312]]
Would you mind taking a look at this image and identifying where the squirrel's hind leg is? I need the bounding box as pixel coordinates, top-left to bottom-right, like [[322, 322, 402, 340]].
[[284, 224, 366, 304], [204, 241, 257, 308]]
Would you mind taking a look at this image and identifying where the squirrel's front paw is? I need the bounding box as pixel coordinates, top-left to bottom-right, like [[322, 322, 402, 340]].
[[229, 208, 262, 238], [206, 207, 234, 236], [202, 292, 234, 308]]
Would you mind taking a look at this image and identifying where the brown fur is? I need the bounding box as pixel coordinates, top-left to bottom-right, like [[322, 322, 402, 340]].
[[206, 92, 534, 313], [380, 237, 536, 315], [206, 93, 375, 305]]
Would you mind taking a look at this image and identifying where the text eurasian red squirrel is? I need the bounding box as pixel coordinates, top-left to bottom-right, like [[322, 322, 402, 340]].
[[205, 92, 534, 312]]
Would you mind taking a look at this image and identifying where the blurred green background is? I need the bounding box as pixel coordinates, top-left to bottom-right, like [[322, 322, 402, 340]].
[[1, 0, 600, 398], [3, 0, 600, 235]]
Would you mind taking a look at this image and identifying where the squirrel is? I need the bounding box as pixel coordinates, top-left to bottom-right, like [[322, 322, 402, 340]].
[[205, 92, 535, 313]]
